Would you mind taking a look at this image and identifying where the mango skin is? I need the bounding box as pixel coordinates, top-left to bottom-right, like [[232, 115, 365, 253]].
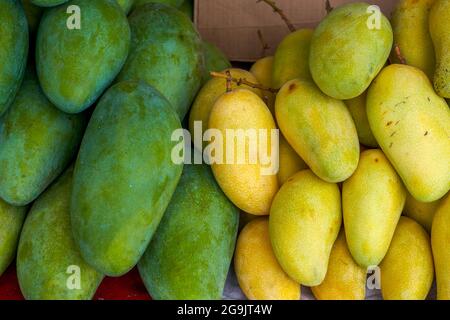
[[0, 70, 86, 206], [404, 191, 443, 232], [0, 199, 27, 277], [312, 231, 366, 300], [367, 64, 450, 202], [391, 0, 436, 79], [380, 217, 434, 300], [250, 56, 275, 114], [344, 92, 378, 147], [31, 0, 68, 6], [17, 168, 103, 300], [116, 0, 134, 13], [138, 162, 239, 300], [272, 29, 313, 89], [270, 170, 342, 286], [430, 0, 450, 98], [343, 149, 406, 268], [276, 79, 360, 183], [21, 0, 43, 33], [36, 0, 131, 114], [71, 81, 182, 277], [0, 0, 28, 117], [432, 193, 450, 300], [277, 135, 308, 186], [117, 3, 204, 119], [133, 0, 183, 8], [310, 2, 393, 100], [235, 218, 300, 300], [209, 89, 278, 216], [202, 41, 231, 82]]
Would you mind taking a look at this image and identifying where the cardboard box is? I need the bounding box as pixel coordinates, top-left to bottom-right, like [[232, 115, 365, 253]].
[[195, 0, 397, 62]]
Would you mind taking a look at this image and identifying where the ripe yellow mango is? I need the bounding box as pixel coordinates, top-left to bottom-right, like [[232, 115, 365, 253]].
[[432, 193, 450, 300], [250, 56, 275, 114], [367, 64, 450, 202], [189, 68, 262, 150], [272, 29, 313, 89], [209, 89, 278, 215], [380, 217, 434, 300], [311, 231, 366, 300], [235, 218, 300, 300], [277, 135, 307, 186], [343, 150, 406, 268], [391, 0, 436, 79], [276, 79, 360, 183], [404, 191, 444, 232], [430, 0, 450, 97], [270, 170, 341, 286]]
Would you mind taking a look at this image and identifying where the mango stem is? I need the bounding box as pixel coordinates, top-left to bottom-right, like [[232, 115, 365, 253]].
[[210, 71, 279, 94], [257, 30, 270, 58], [325, 0, 333, 14], [257, 0, 296, 32], [394, 44, 407, 65]]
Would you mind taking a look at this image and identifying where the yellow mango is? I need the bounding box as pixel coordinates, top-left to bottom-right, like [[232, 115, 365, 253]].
[[209, 89, 278, 215], [343, 149, 406, 268], [404, 191, 444, 232], [272, 29, 313, 89], [277, 135, 308, 186], [391, 0, 436, 79], [380, 217, 434, 300], [269, 170, 341, 286], [311, 231, 366, 300], [189, 68, 262, 150], [276, 79, 360, 183], [432, 193, 450, 300], [367, 64, 450, 202], [235, 218, 300, 300], [250, 56, 275, 114]]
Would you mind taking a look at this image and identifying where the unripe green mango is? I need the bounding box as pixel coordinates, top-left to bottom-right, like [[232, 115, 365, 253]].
[[71, 81, 183, 277], [117, 3, 204, 119], [36, 0, 131, 113], [276, 79, 360, 183], [272, 29, 313, 89], [21, 0, 43, 34], [31, 0, 68, 6], [0, 0, 28, 117], [310, 2, 393, 100], [0, 70, 86, 206], [138, 160, 239, 300], [343, 150, 406, 268], [0, 199, 27, 277], [17, 167, 104, 300], [391, 0, 436, 79], [367, 64, 450, 202], [202, 41, 231, 82], [116, 0, 134, 14], [430, 0, 450, 98], [133, 0, 183, 9]]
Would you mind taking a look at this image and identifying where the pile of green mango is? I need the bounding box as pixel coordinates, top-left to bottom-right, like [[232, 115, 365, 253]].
[[0, 0, 449, 302]]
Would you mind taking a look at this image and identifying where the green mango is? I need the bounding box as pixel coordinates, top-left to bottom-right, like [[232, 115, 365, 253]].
[[36, 0, 130, 113], [0, 70, 86, 206], [21, 0, 44, 34], [31, 0, 68, 6], [116, 0, 134, 14], [202, 41, 231, 81], [0, 0, 28, 117], [17, 167, 104, 300], [71, 81, 183, 277], [310, 2, 393, 100], [138, 160, 239, 300], [178, 0, 193, 20], [117, 3, 204, 119], [133, 0, 183, 9], [0, 199, 27, 276], [430, 0, 450, 98]]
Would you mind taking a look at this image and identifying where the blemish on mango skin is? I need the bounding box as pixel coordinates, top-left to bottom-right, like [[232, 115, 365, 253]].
[[288, 83, 297, 93]]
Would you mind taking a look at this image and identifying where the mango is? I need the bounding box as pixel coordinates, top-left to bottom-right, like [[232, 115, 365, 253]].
[[116, 0, 134, 13], [117, 3, 203, 119], [311, 231, 366, 300], [36, 0, 130, 114], [189, 69, 262, 151], [71, 81, 182, 276], [31, 0, 68, 6], [17, 167, 103, 300], [343, 150, 406, 268], [21, 0, 43, 33], [432, 193, 450, 300], [277, 135, 307, 186], [430, 0, 450, 98], [272, 29, 313, 89], [276, 79, 360, 183], [178, 0, 193, 20], [250, 56, 275, 114], [391, 0, 436, 79], [309, 2, 393, 100], [0, 70, 86, 206], [404, 191, 443, 232], [0, 199, 27, 276], [380, 217, 434, 300], [270, 170, 342, 286], [209, 89, 278, 216], [235, 218, 300, 300], [202, 41, 231, 81], [133, 0, 183, 8], [138, 161, 239, 300], [0, 0, 28, 117], [344, 92, 378, 147], [367, 64, 450, 202]]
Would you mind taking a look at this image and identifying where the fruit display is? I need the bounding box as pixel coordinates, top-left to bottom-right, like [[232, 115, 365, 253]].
[[0, 0, 449, 302]]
